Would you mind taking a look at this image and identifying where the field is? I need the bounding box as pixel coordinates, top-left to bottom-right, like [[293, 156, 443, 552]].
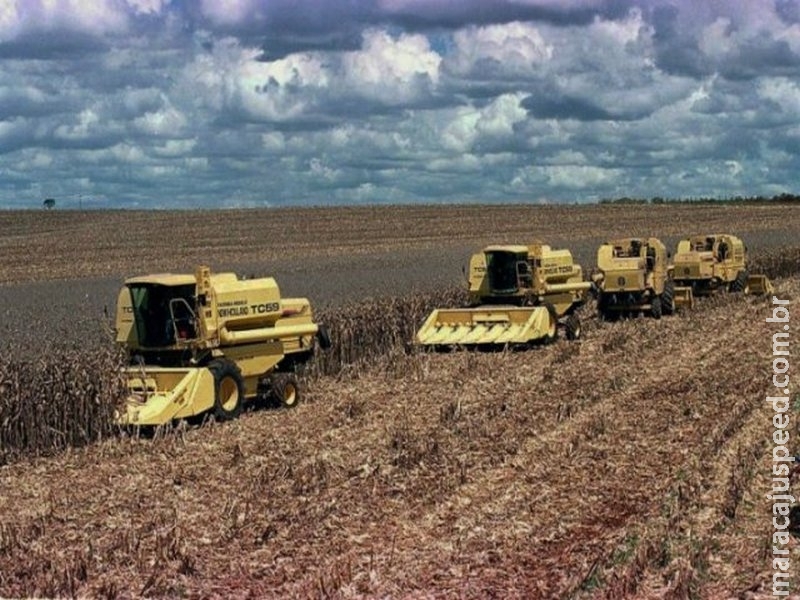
[[1, 203, 799, 598]]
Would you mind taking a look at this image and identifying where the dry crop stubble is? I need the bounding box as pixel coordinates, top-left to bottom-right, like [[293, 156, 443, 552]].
[[346, 289, 786, 598], [0, 238, 798, 596], [309, 285, 467, 378], [0, 341, 126, 465]]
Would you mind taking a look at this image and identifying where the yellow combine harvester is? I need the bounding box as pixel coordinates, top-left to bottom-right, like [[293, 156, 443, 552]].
[[595, 237, 693, 320], [416, 243, 593, 347], [114, 265, 329, 426], [671, 234, 773, 296]]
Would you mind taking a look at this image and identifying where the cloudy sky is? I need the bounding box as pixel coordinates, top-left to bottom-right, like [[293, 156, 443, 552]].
[[1, 0, 799, 208]]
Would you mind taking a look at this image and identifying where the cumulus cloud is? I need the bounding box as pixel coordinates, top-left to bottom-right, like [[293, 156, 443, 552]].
[[440, 93, 528, 152], [0, 0, 129, 43], [447, 22, 553, 78], [177, 27, 441, 126], [0, 0, 797, 207], [342, 29, 441, 105]]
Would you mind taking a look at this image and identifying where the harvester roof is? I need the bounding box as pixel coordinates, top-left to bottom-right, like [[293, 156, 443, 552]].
[[483, 245, 529, 254], [683, 233, 740, 243], [606, 237, 647, 247], [124, 271, 244, 287], [124, 273, 196, 286]]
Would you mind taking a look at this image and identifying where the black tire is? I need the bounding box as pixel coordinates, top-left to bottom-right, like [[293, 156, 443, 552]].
[[565, 314, 581, 341], [650, 295, 662, 320], [543, 303, 558, 344], [662, 280, 675, 316], [208, 359, 244, 421], [731, 270, 749, 293], [271, 372, 301, 409], [316, 324, 332, 350]]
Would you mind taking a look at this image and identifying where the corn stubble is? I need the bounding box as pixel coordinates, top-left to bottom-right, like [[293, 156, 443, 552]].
[[0, 337, 126, 465], [0, 246, 797, 598]]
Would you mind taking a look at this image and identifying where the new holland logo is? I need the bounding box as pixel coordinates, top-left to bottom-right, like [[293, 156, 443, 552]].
[[617, 276, 626, 286]]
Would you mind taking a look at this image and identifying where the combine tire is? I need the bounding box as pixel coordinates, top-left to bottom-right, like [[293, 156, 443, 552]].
[[650, 296, 662, 320], [543, 303, 558, 344], [565, 314, 581, 341], [316, 325, 332, 350], [209, 359, 244, 421], [731, 270, 749, 293], [662, 281, 675, 316], [271, 372, 301, 409]]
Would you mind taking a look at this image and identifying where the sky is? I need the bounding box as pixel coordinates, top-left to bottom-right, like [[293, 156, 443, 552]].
[[0, 0, 799, 209]]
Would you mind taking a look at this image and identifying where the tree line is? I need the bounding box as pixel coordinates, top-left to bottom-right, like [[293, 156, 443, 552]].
[[599, 193, 800, 205]]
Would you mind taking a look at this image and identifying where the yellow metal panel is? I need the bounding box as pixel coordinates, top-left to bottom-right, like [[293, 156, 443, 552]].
[[673, 286, 695, 309], [494, 325, 523, 344], [747, 274, 774, 295], [117, 367, 215, 426], [115, 286, 136, 345]]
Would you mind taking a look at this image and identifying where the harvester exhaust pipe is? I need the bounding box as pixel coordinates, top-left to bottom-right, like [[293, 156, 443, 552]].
[[219, 322, 320, 345], [543, 281, 594, 294]]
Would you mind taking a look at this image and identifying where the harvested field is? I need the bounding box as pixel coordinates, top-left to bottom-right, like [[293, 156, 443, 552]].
[[1, 203, 799, 286], [0, 204, 799, 598]]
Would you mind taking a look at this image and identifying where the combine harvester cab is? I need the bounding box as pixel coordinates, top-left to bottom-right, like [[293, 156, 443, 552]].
[[114, 265, 330, 427], [671, 234, 773, 296], [595, 237, 693, 320], [416, 243, 593, 348]]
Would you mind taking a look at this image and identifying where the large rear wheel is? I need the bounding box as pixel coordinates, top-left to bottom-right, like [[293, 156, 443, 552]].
[[209, 359, 244, 421], [662, 280, 675, 316]]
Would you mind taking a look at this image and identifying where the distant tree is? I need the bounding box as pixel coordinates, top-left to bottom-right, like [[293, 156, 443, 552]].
[[43, 198, 56, 209]]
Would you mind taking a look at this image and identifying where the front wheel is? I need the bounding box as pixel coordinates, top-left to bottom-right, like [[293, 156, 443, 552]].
[[209, 359, 245, 421]]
